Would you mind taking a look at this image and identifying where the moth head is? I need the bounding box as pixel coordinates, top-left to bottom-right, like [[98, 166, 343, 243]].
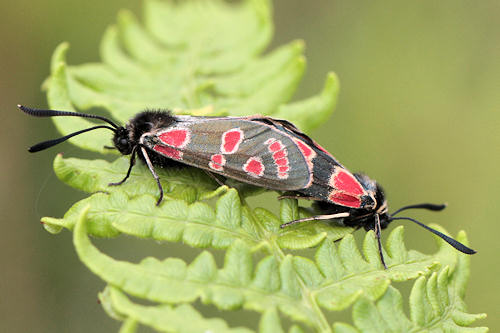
[[113, 127, 134, 155]]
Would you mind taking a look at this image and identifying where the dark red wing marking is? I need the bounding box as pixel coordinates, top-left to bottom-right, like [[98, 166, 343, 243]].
[[293, 138, 316, 160], [326, 169, 367, 207], [264, 138, 290, 179], [221, 128, 243, 154], [243, 157, 265, 177], [330, 169, 364, 195], [273, 150, 286, 159], [209, 154, 226, 171], [158, 128, 190, 148], [329, 192, 361, 208], [153, 145, 182, 160]]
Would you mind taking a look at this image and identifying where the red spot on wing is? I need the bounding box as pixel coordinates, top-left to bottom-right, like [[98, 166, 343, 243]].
[[278, 166, 289, 173], [153, 145, 183, 160], [209, 162, 223, 171], [275, 158, 288, 166], [221, 128, 244, 154], [158, 128, 190, 148], [211, 154, 224, 165], [243, 157, 265, 177], [329, 192, 362, 208], [265, 138, 290, 179], [331, 169, 364, 195], [209, 154, 226, 171], [273, 150, 286, 160], [278, 164, 289, 179], [269, 141, 283, 152], [294, 139, 316, 160], [292, 138, 316, 188]]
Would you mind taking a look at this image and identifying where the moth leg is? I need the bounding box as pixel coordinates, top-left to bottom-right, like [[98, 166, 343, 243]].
[[280, 212, 350, 228], [140, 146, 163, 206], [374, 214, 387, 269], [103, 145, 116, 150], [204, 170, 226, 187], [109, 145, 137, 186]]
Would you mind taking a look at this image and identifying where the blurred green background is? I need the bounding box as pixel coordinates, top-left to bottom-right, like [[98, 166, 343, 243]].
[[1, 0, 498, 331]]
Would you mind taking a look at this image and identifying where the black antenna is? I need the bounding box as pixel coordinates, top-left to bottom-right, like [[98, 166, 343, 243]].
[[19, 105, 120, 152], [390, 216, 476, 254], [391, 203, 447, 216], [28, 125, 116, 152], [18, 105, 120, 129]]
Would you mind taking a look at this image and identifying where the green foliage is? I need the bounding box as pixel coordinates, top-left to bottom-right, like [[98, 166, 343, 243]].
[[46, 0, 338, 154], [333, 257, 487, 333], [40, 0, 486, 331]]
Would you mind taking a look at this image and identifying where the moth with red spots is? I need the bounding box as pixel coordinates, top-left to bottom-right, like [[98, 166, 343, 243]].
[[19, 105, 476, 268]]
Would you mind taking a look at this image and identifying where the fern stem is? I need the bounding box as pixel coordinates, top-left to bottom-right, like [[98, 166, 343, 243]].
[[289, 258, 331, 332], [242, 200, 332, 332]]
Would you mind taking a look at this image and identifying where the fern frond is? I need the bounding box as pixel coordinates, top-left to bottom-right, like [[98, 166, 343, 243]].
[[72, 205, 475, 331], [333, 253, 487, 332], [100, 286, 252, 333]]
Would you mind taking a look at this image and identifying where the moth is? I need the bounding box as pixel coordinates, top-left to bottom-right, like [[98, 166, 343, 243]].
[[19, 105, 476, 267]]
